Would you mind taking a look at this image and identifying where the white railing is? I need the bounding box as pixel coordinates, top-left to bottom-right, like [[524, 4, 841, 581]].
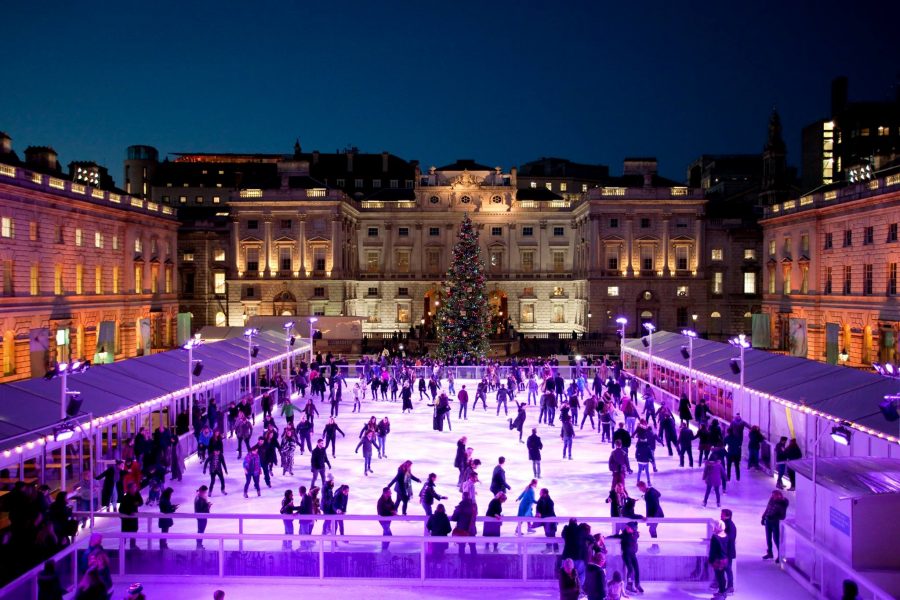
[[48, 177, 65, 189], [0, 164, 16, 177]]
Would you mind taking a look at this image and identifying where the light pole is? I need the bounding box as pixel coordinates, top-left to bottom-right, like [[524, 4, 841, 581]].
[[643, 322, 656, 384], [284, 321, 296, 395], [728, 333, 750, 408], [616, 317, 628, 361], [184, 334, 203, 430], [308, 317, 318, 364], [681, 329, 697, 404], [244, 328, 259, 395]]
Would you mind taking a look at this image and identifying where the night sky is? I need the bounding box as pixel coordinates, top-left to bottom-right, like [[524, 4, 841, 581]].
[[2, 1, 897, 183]]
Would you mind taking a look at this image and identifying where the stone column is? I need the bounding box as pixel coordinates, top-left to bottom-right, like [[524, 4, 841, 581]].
[[297, 216, 306, 275], [382, 222, 393, 276], [694, 216, 703, 274], [590, 215, 601, 273], [625, 216, 634, 276], [414, 222, 424, 274], [330, 216, 342, 276], [507, 222, 516, 272], [263, 218, 273, 275], [662, 215, 671, 275], [232, 218, 241, 273]]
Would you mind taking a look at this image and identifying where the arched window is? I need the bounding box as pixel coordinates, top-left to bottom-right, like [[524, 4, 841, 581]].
[[215, 311, 227, 327], [711, 311, 722, 318]]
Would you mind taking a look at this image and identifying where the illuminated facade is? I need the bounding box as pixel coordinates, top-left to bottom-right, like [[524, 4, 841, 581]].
[[0, 133, 180, 382]]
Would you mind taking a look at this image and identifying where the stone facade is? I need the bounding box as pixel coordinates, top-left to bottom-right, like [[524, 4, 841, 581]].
[[0, 141, 180, 382], [761, 167, 900, 367]]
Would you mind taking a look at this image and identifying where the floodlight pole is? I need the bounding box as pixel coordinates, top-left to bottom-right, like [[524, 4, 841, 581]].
[[187, 342, 194, 431], [60, 367, 68, 420]]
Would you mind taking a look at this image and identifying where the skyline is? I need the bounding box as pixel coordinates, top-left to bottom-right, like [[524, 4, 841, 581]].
[[1, 1, 898, 182]]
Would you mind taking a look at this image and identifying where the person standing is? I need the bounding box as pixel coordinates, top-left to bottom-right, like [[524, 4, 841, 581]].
[[242, 446, 262, 498], [608, 440, 630, 488], [158, 487, 177, 550], [580, 394, 597, 430], [387, 460, 421, 516], [785, 438, 802, 490], [678, 421, 696, 468], [280, 490, 295, 550], [281, 396, 296, 426], [234, 413, 253, 459], [376, 487, 396, 551], [296, 486, 313, 549], [583, 552, 607, 600], [280, 426, 297, 475], [377, 417, 391, 459], [702, 458, 726, 508], [724, 426, 743, 483], [636, 480, 663, 544], [454, 436, 468, 484], [559, 558, 581, 600], [515, 479, 538, 536], [561, 418, 575, 460], [490, 457, 512, 497], [483, 492, 506, 553], [322, 418, 345, 458], [708, 520, 730, 600], [419, 473, 447, 517], [426, 503, 452, 557], [310, 439, 331, 489], [527, 376, 539, 405], [450, 492, 477, 556], [527, 429, 543, 478], [721, 508, 737, 594], [458, 385, 469, 420], [747, 425, 764, 470], [535, 487, 558, 552], [634, 436, 652, 485], [194, 485, 211, 549], [678, 394, 692, 426], [761, 490, 789, 562], [607, 521, 643, 594], [332, 484, 349, 536], [774, 437, 789, 489], [496, 383, 510, 416], [203, 449, 228, 496], [354, 431, 379, 476], [119, 482, 143, 550]]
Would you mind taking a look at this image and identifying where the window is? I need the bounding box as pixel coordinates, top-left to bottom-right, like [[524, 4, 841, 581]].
[[491, 227, 502, 236], [94, 232, 103, 248], [165, 266, 172, 294], [743, 248, 756, 260], [675, 246, 689, 271], [553, 226, 565, 237], [530, 181, 537, 189], [2, 330, 14, 375], [112, 267, 119, 294], [245, 286, 255, 298], [824, 267, 832, 294], [150, 264, 158, 294], [398, 287, 409, 297], [313, 287, 325, 298], [398, 227, 409, 237], [864, 264, 873, 295], [367, 287, 378, 297], [606, 247, 619, 271], [711, 248, 724, 261], [768, 240, 776, 256], [426, 249, 440, 272], [640, 246, 654, 271], [545, 182, 552, 191], [520, 304, 535, 323], [314, 248, 326, 271], [112, 235, 119, 251], [355, 179, 363, 188], [246, 248, 259, 272], [768, 266, 776, 294], [889, 224, 898, 243], [522, 287, 534, 296], [1, 217, 12, 238], [279, 247, 292, 271], [560, 183, 567, 192], [607, 286, 620, 297], [801, 234, 809, 254], [879, 126, 890, 136], [522, 226, 534, 237], [609, 218, 619, 228], [179, 196, 187, 204], [396, 250, 410, 273], [428, 227, 440, 237], [150, 239, 157, 256], [94, 266, 102, 294], [782, 265, 792, 295], [581, 184, 588, 193], [366, 251, 379, 273], [195, 196, 204, 204], [864, 227, 874, 245], [368, 227, 378, 237], [396, 304, 410, 324], [490, 250, 503, 272], [552, 251, 565, 272], [281, 219, 292, 230], [213, 196, 221, 204], [712, 272, 724, 295], [336, 178, 345, 187], [640, 218, 650, 229], [800, 264, 809, 294], [183, 252, 195, 262], [843, 229, 852, 247], [75, 228, 83, 247], [676, 285, 688, 297], [890, 264, 898, 295], [783, 237, 791, 256], [215, 312, 227, 327], [372, 179, 381, 188], [843, 265, 852, 294], [677, 307, 689, 328], [214, 249, 225, 261], [521, 251, 535, 273], [29, 222, 37, 241], [2, 261, 12, 296], [390, 180, 399, 188], [55, 225, 64, 244], [134, 237, 142, 254], [54, 265, 63, 295], [134, 265, 143, 293], [214, 272, 225, 295], [743, 272, 757, 294], [30, 264, 39, 296], [551, 305, 565, 323], [247, 220, 258, 230]]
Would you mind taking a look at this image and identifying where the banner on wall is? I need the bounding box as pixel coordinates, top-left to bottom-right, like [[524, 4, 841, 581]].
[[139, 318, 152, 355], [789, 318, 808, 357], [94, 321, 116, 364], [176, 313, 192, 346], [825, 322, 840, 365], [751, 313, 771, 348], [29, 328, 49, 377]]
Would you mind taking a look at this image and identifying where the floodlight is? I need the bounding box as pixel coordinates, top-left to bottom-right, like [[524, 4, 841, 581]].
[[887, 363, 896, 376], [681, 329, 697, 338], [244, 328, 259, 337], [192, 361, 204, 377], [680, 346, 690, 360], [251, 346, 259, 358], [643, 323, 656, 333], [284, 321, 296, 330], [873, 362, 885, 375], [729, 358, 741, 374], [289, 336, 296, 347], [615, 317, 628, 325], [830, 424, 852, 446], [641, 337, 649, 348]]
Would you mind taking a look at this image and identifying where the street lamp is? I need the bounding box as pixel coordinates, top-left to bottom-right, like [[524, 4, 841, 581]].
[[183, 334, 204, 431], [244, 328, 259, 395], [616, 317, 628, 361], [308, 317, 318, 364], [642, 322, 655, 383], [681, 329, 697, 404]]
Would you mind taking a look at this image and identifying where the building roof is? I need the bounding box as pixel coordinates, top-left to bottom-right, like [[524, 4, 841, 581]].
[[517, 187, 564, 201], [623, 331, 899, 438], [435, 159, 495, 172], [788, 457, 900, 497]]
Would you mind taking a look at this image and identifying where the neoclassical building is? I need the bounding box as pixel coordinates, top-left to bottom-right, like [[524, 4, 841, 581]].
[[0, 133, 180, 382]]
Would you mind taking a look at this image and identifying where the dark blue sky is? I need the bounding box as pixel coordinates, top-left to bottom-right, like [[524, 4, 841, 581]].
[[2, 1, 897, 183]]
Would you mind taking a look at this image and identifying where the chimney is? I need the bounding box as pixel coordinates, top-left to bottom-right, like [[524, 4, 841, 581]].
[[346, 151, 354, 172], [24, 146, 59, 172], [312, 150, 320, 165], [0, 132, 11, 154], [382, 151, 389, 173]]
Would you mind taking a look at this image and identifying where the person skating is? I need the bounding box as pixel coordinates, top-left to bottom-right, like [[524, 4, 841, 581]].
[[678, 421, 696, 468], [475, 379, 488, 411], [724, 426, 742, 483], [401, 382, 413, 413], [242, 446, 262, 498], [581, 394, 597, 430], [702, 458, 726, 508], [158, 487, 177, 550], [561, 418, 575, 460], [606, 521, 643, 594], [747, 425, 764, 470], [234, 412, 253, 459], [419, 473, 447, 517], [761, 490, 789, 562], [194, 485, 211, 549], [678, 394, 692, 426], [310, 439, 331, 489], [354, 431, 379, 476], [609, 440, 630, 488], [377, 417, 391, 459], [721, 508, 737, 594], [536, 487, 558, 552], [454, 436, 469, 484], [634, 435, 652, 485], [296, 485, 314, 549], [527, 428, 543, 478], [784, 438, 802, 490], [377, 487, 396, 551], [297, 414, 313, 456], [457, 385, 469, 420], [386, 460, 421, 515], [280, 489, 296, 550], [203, 449, 228, 496], [280, 395, 296, 426], [426, 503, 452, 556], [515, 479, 538, 536], [450, 492, 477, 556], [322, 418, 345, 458], [636, 480, 662, 546], [280, 426, 297, 475], [483, 492, 506, 552], [490, 456, 512, 497], [708, 520, 729, 600], [119, 482, 143, 550]]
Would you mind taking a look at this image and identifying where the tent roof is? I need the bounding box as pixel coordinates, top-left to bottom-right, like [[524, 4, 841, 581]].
[[0, 330, 306, 448], [789, 457, 900, 497], [624, 331, 896, 437]]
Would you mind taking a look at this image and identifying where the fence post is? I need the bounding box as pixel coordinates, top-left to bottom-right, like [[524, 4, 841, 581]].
[[420, 539, 426, 582], [318, 537, 325, 579], [118, 536, 125, 576], [71, 546, 78, 592], [218, 537, 225, 578], [521, 538, 528, 581], [146, 517, 153, 550], [239, 518, 244, 552]]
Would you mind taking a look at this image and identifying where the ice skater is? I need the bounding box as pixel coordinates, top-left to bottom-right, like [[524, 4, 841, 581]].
[[509, 402, 527, 442]]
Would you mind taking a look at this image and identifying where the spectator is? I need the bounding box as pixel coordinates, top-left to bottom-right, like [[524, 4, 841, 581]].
[[559, 558, 581, 600], [761, 490, 789, 562]]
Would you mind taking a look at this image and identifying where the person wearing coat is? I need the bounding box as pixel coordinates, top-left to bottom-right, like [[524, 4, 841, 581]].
[[636, 480, 663, 540], [482, 492, 506, 552], [119, 483, 143, 550], [583, 553, 607, 600], [419, 473, 447, 517], [515, 479, 538, 535], [526, 429, 543, 478], [157, 487, 178, 549], [702, 459, 726, 507], [559, 558, 581, 600], [454, 437, 468, 484], [678, 422, 696, 468], [450, 492, 477, 555], [678, 394, 692, 425], [354, 431, 380, 476], [509, 403, 527, 442], [386, 460, 421, 515], [708, 520, 730, 599], [535, 487, 558, 552], [426, 503, 452, 556], [490, 457, 512, 496], [608, 440, 630, 487]]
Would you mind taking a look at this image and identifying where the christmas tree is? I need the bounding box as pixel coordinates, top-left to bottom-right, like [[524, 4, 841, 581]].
[[435, 213, 490, 363]]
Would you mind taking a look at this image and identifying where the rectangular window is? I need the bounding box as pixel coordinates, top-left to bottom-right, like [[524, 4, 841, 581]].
[[640, 246, 654, 271], [520, 304, 535, 323], [372, 180, 381, 188], [314, 248, 326, 271], [864, 264, 873, 295], [640, 218, 651, 228], [75, 228, 83, 247], [864, 227, 874, 245], [768, 240, 776, 256], [245, 286, 255, 298], [112, 266, 119, 294], [367, 287, 378, 297], [165, 266, 172, 294], [743, 272, 757, 294], [824, 267, 832, 294], [398, 287, 409, 297], [609, 218, 619, 228], [522, 226, 534, 237], [783, 237, 791, 256], [675, 246, 689, 271], [606, 247, 619, 271], [183, 252, 195, 262], [545, 182, 552, 191], [552, 305, 565, 323], [355, 179, 363, 188], [676, 285, 688, 297], [521, 251, 535, 273], [712, 272, 724, 295], [581, 184, 588, 192], [134, 265, 143, 294], [607, 286, 620, 297], [54, 265, 63, 295], [1, 217, 12, 238], [390, 180, 399, 188], [313, 287, 325, 298], [491, 226, 502, 236], [711, 248, 724, 261], [214, 272, 226, 295], [552, 251, 565, 272], [134, 237, 142, 254], [429, 227, 440, 237], [2, 260, 12, 296], [368, 227, 378, 237], [246, 248, 259, 272], [843, 265, 852, 294], [336, 178, 345, 187], [396, 304, 410, 323], [801, 233, 809, 254], [281, 219, 292, 230], [195, 196, 203, 204], [213, 196, 221, 204], [522, 287, 534, 296], [824, 232, 833, 249], [179, 196, 187, 204], [247, 220, 258, 230], [890, 263, 898, 295], [801, 265, 809, 294], [366, 251, 379, 273], [94, 266, 102, 294], [889, 224, 899, 243], [553, 226, 565, 237], [783, 265, 792, 295], [30, 264, 39, 296], [55, 225, 64, 244], [150, 264, 159, 294], [112, 235, 119, 250], [396, 250, 410, 273], [489, 250, 503, 272], [29, 221, 37, 241], [676, 307, 689, 328], [94, 232, 103, 248], [279, 247, 292, 271], [398, 227, 410, 237], [214, 249, 225, 261], [768, 266, 776, 294], [560, 183, 567, 192], [426, 249, 440, 271], [843, 229, 852, 247], [743, 248, 757, 260]]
